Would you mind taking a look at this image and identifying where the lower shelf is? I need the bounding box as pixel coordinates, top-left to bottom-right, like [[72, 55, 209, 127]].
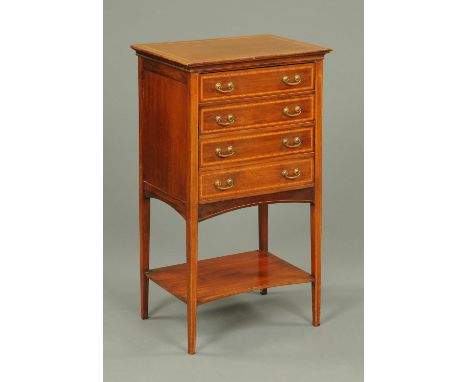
[[146, 250, 313, 305]]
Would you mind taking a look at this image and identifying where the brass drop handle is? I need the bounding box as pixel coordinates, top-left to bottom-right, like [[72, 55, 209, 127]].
[[282, 137, 302, 148], [283, 105, 302, 117], [282, 74, 301, 86], [215, 145, 235, 158], [215, 114, 235, 126], [214, 178, 234, 191], [282, 168, 301, 180], [215, 81, 235, 93]]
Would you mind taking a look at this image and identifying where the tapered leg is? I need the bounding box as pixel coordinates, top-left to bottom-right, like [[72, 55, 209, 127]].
[[186, 72, 199, 354], [258, 204, 268, 295], [139, 195, 150, 319], [312, 59, 323, 326], [311, 202, 321, 326], [186, 216, 198, 354]]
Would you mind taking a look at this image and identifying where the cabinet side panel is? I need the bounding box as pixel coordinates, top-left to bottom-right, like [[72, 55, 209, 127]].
[[140, 59, 189, 202]]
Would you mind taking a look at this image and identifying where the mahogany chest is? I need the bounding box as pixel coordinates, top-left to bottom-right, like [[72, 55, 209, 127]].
[[131, 35, 331, 354]]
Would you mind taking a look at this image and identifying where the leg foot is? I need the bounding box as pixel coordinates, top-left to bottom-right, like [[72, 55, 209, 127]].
[[187, 300, 197, 354], [140, 275, 149, 320], [258, 204, 268, 297], [312, 280, 320, 326]]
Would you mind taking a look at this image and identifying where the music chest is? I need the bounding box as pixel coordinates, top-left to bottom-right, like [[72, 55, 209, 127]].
[[131, 34, 331, 354]]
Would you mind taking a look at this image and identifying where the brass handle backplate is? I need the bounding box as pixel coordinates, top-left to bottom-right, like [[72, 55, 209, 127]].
[[215, 81, 234, 93], [282, 137, 302, 148], [215, 114, 235, 126], [282, 74, 301, 86], [215, 145, 235, 158], [214, 178, 234, 191], [282, 168, 301, 180], [283, 106, 302, 117]]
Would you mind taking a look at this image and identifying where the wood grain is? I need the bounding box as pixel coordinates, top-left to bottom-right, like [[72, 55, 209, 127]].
[[146, 251, 313, 304], [200, 64, 314, 102], [142, 58, 188, 83], [140, 67, 189, 202], [198, 187, 314, 221], [199, 154, 314, 202], [131, 34, 331, 68], [199, 127, 313, 168], [200, 96, 314, 134]]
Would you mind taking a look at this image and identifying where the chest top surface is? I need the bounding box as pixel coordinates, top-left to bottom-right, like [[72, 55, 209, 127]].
[[131, 34, 331, 68]]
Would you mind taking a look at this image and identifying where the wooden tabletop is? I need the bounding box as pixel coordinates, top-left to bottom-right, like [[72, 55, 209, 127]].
[[131, 34, 331, 68]]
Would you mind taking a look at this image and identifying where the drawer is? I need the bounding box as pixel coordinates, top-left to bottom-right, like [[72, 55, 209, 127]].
[[199, 155, 314, 202], [200, 96, 314, 134], [200, 64, 315, 102], [200, 127, 313, 168]]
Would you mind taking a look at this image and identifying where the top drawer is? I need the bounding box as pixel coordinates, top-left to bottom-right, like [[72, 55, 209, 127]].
[[200, 64, 315, 102]]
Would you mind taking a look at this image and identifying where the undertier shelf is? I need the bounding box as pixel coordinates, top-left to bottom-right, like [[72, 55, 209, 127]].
[[146, 250, 313, 304]]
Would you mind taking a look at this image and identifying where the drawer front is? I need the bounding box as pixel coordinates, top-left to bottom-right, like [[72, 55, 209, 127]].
[[200, 127, 313, 168], [199, 155, 314, 202], [200, 96, 314, 134], [200, 64, 314, 102]]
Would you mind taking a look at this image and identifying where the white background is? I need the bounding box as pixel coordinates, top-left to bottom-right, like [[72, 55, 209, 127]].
[[1, 0, 467, 381], [0, 1, 103, 380], [366, 1, 468, 380]]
